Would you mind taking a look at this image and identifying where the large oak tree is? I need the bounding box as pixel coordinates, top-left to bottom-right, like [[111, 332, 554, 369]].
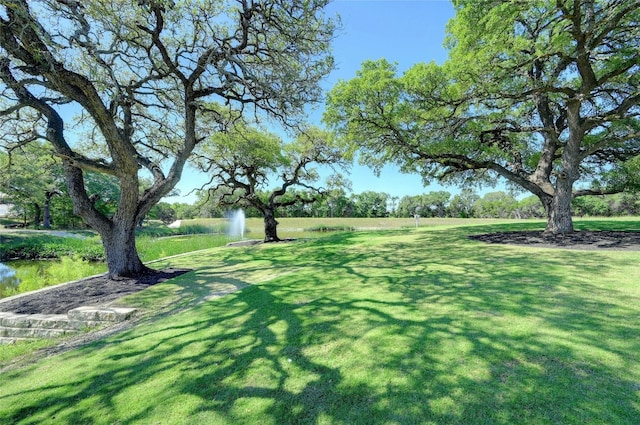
[[0, 141, 63, 228], [0, 0, 336, 277], [324, 0, 640, 234], [194, 124, 348, 242]]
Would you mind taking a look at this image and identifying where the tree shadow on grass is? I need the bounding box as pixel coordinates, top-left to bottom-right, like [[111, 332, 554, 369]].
[[1, 227, 639, 424], [369, 228, 640, 423]]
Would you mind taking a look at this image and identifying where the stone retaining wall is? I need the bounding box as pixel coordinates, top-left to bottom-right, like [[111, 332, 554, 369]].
[[0, 306, 137, 344]]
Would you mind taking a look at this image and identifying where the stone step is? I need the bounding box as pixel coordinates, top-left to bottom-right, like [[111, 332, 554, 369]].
[[67, 306, 137, 322], [0, 313, 71, 329], [0, 326, 77, 339], [0, 336, 30, 344], [0, 307, 138, 341]]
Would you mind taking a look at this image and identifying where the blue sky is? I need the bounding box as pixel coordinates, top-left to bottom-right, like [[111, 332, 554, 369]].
[[167, 0, 457, 204]]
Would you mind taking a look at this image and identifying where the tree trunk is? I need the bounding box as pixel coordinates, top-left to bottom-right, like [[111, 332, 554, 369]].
[[33, 203, 41, 228], [43, 203, 52, 229], [43, 190, 60, 229], [61, 163, 149, 279], [545, 99, 582, 235], [43, 196, 53, 229], [545, 175, 575, 235], [101, 218, 149, 279], [263, 208, 280, 242]]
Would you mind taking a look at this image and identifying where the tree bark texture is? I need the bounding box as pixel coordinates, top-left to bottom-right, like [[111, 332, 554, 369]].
[[545, 100, 583, 235], [43, 200, 52, 229], [546, 177, 575, 235], [63, 161, 148, 278], [101, 218, 148, 279], [263, 209, 280, 242]]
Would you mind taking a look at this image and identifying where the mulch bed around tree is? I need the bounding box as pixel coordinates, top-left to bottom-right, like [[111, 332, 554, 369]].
[[0, 268, 191, 315], [469, 230, 640, 251]]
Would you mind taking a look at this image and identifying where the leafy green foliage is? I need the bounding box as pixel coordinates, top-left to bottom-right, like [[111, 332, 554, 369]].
[[0, 142, 65, 227], [148, 202, 177, 225], [325, 0, 640, 234], [304, 224, 355, 232], [350, 191, 390, 218], [194, 122, 349, 240], [0, 0, 338, 276], [0, 233, 104, 262]]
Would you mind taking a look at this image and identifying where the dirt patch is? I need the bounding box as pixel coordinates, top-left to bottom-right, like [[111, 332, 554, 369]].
[[0, 268, 191, 315], [469, 230, 640, 251]]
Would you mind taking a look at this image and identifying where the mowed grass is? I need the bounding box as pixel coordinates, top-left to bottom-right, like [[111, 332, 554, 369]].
[[1, 220, 639, 424], [1, 217, 515, 298]]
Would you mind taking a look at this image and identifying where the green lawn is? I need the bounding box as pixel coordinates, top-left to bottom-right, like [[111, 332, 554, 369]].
[[1, 221, 639, 424]]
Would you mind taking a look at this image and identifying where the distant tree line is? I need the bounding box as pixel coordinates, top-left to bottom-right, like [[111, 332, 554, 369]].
[[157, 188, 640, 221], [3, 143, 639, 227]]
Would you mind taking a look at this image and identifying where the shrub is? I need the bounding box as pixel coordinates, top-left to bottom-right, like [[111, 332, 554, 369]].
[[304, 224, 355, 232], [178, 223, 226, 234], [0, 234, 104, 262]]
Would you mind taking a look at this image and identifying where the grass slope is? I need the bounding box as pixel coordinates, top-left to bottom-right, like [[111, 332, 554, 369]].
[[1, 221, 639, 424]]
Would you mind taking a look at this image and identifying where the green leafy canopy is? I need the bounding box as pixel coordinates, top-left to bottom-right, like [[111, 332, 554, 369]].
[[324, 0, 640, 234]]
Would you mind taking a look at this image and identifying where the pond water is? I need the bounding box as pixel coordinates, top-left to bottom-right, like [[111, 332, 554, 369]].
[[0, 263, 21, 298], [1, 258, 106, 299]]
